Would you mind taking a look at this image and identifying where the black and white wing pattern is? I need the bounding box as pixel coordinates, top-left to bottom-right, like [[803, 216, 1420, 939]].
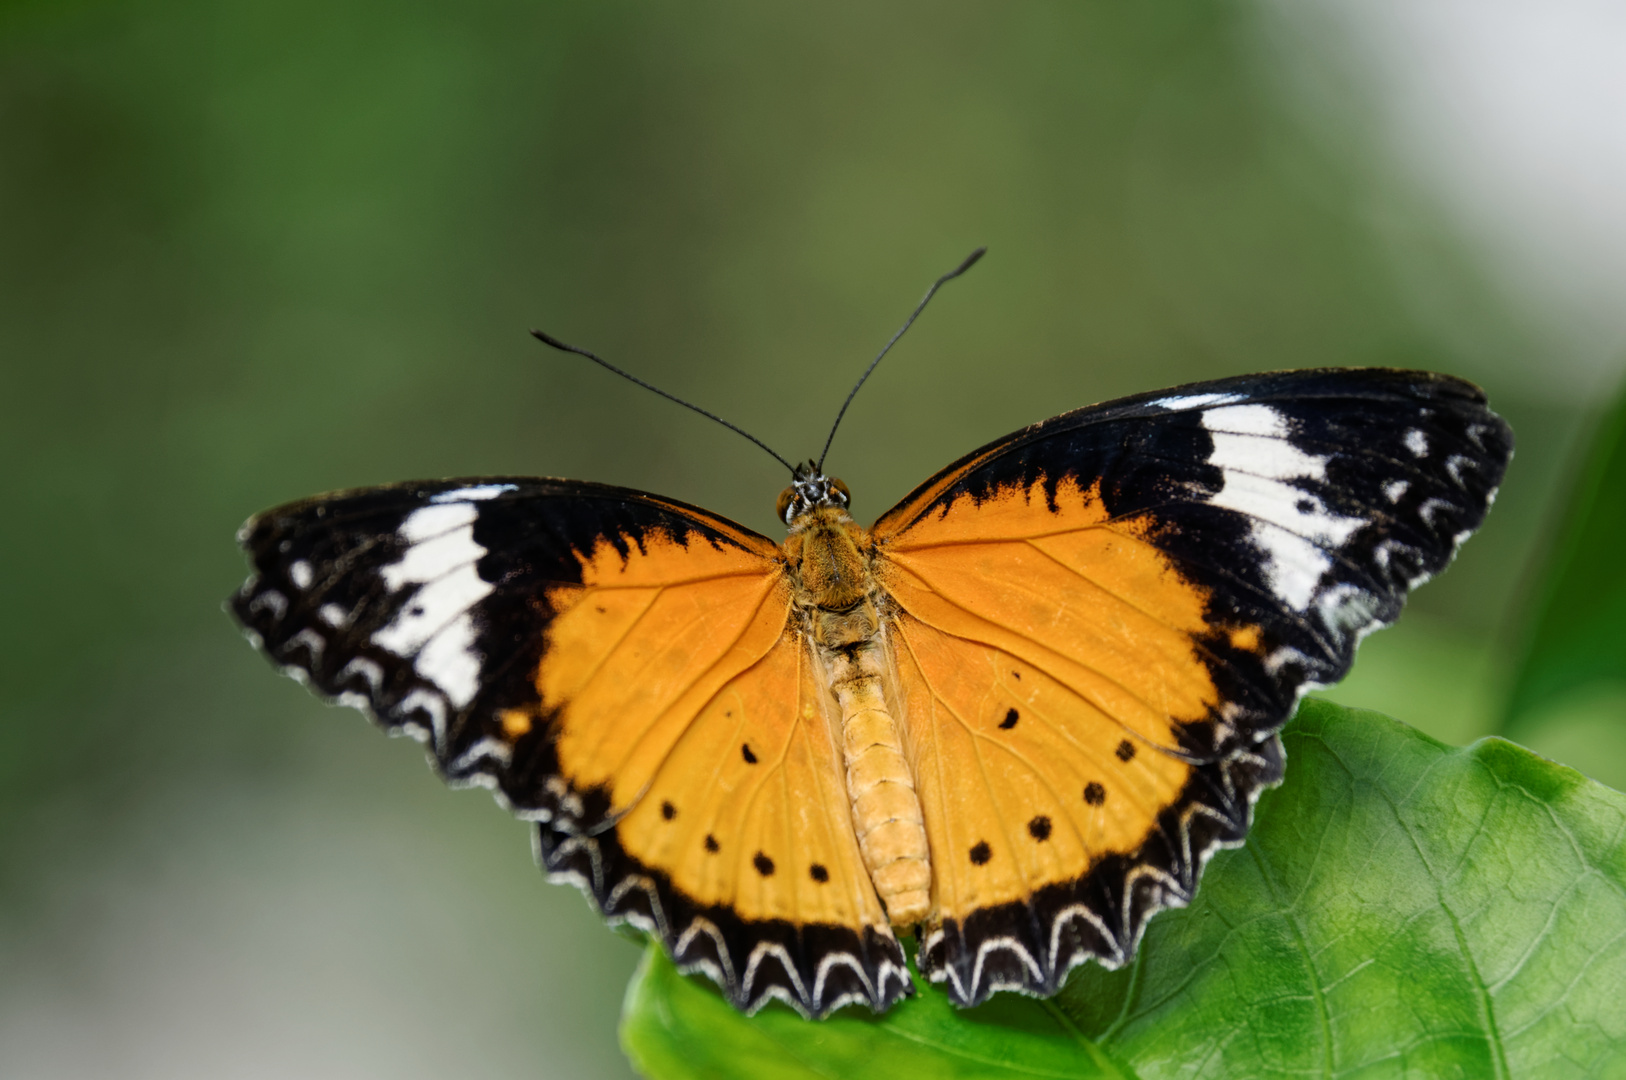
[[1125, 367, 1514, 692]]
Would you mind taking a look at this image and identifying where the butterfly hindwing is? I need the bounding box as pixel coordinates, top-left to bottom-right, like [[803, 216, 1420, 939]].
[[534, 624, 909, 1016], [871, 368, 1512, 1005], [232, 477, 908, 1017]]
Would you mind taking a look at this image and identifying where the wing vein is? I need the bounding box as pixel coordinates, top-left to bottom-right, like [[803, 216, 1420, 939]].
[[892, 622, 1042, 925], [1009, 536, 1283, 714], [587, 580, 782, 790], [889, 576, 1197, 754]]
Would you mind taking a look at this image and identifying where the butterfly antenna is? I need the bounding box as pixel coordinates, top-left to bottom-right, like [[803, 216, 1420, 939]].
[[816, 246, 986, 473], [531, 329, 798, 475]]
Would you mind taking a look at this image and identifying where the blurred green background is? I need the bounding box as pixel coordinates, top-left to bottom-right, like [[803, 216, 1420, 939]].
[[2, 2, 1622, 1077]]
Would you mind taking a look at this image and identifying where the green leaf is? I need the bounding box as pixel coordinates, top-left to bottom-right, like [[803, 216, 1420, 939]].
[[1502, 381, 1626, 736], [622, 700, 1626, 1079], [622, 944, 1130, 1080]]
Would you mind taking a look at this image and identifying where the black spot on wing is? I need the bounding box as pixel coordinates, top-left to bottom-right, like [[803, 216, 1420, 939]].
[[922, 731, 1284, 1008]]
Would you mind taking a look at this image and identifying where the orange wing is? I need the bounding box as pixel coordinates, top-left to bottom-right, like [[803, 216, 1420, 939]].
[[869, 369, 1512, 1006], [875, 475, 1261, 1005], [233, 478, 908, 1017], [532, 528, 907, 1016]]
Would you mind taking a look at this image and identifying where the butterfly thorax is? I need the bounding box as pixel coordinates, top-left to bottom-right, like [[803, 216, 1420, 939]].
[[781, 502, 933, 928], [782, 506, 874, 618]]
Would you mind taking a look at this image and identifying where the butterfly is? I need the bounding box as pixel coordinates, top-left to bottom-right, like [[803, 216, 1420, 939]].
[[231, 256, 1512, 1019]]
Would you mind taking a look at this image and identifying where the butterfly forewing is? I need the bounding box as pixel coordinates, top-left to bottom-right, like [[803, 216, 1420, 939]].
[[870, 368, 1512, 1006], [232, 477, 909, 1017]]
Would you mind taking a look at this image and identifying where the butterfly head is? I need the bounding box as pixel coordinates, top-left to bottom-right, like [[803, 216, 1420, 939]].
[[778, 462, 851, 526]]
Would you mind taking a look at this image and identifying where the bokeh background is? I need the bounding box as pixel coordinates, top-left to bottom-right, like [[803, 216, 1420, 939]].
[[3, 2, 1624, 1077]]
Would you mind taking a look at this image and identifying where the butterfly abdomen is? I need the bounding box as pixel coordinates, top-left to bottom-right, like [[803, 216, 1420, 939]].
[[789, 507, 932, 929], [824, 640, 931, 927]]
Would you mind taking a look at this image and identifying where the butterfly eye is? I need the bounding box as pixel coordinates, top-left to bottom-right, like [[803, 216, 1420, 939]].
[[830, 479, 851, 506], [776, 486, 796, 523]]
